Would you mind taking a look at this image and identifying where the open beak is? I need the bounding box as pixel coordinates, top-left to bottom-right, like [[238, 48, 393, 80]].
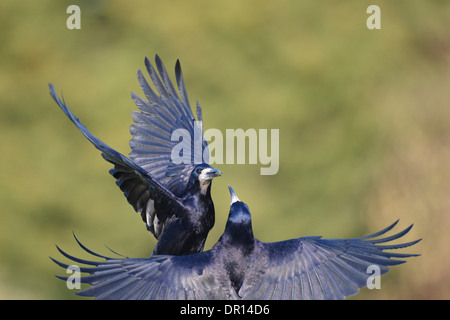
[[228, 185, 240, 204]]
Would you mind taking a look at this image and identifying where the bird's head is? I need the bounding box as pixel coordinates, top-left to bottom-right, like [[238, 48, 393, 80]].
[[227, 186, 252, 225], [221, 186, 254, 248], [188, 164, 222, 195]]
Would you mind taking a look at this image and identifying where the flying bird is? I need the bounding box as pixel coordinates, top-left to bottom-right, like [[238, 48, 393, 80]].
[[52, 186, 421, 300], [49, 55, 221, 255]]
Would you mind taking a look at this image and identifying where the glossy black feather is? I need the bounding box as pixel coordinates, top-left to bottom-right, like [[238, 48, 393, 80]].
[[49, 56, 221, 255], [52, 186, 421, 300], [130, 55, 211, 197]]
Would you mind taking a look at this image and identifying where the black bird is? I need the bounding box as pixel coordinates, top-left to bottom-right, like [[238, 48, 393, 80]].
[[52, 186, 421, 300], [49, 55, 221, 255]]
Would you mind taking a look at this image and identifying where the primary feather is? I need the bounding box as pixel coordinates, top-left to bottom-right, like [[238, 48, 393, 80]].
[[52, 187, 421, 300], [49, 55, 221, 256]]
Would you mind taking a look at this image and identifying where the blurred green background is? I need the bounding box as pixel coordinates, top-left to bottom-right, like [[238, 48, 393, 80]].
[[0, 0, 449, 299]]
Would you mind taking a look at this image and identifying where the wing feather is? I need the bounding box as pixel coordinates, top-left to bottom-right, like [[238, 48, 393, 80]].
[[241, 222, 421, 300], [129, 56, 209, 197], [49, 84, 186, 237], [51, 236, 226, 300]]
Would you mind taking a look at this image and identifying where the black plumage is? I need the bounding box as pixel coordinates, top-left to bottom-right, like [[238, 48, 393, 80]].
[[49, 55, 221, 255], [52, 186, 421, 300]]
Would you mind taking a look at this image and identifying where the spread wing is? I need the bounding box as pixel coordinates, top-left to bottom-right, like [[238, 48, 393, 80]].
[[240, 220, 421, 300], [49, 84, 186, 237], [51, 236, 229, 300], [129, 55, 209, 197]]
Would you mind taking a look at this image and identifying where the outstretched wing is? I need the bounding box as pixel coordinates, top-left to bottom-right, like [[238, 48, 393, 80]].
[[51, 236, 228, 300], [129, 55, 209, 197], [240, 220, 421, 300], [49, 84, 186, 237]]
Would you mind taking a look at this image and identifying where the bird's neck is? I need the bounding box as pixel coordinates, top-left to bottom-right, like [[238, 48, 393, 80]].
[[199, 181, 212, 196], [186, 180, 212, 198], [219, 222, 255, 252]]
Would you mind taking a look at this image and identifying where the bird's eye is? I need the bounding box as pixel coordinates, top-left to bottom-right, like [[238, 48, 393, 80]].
[[196, 168, 202, 174]]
